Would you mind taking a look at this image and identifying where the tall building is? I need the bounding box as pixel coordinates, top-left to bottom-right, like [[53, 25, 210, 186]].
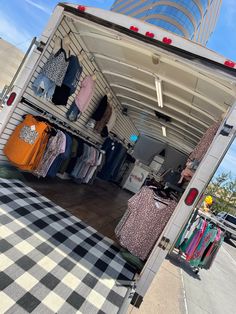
[[111, 0, 222, 46], [0, 38, 24, 93]]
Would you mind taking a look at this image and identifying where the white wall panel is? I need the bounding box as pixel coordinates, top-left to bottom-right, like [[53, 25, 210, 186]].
[[0, 16, 138, 164]]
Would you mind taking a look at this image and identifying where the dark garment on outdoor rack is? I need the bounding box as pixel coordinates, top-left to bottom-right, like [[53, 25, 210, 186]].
[[47, 133, 72, 177], [202, 239, 223, 269], [115, 187, 177, 260]]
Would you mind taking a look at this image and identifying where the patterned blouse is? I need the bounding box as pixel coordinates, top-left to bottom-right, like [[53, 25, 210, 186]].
[[41, 38, 69, 86], [34, 130, 66, 177], [115, 187, 177, 261], [189, 120, 221, 162]]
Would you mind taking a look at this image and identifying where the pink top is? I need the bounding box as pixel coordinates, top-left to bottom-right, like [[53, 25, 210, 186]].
[[75, 76, 95, 112]]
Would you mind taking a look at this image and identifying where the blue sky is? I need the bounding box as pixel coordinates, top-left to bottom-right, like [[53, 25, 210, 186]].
[[0, 0, 235, 177]]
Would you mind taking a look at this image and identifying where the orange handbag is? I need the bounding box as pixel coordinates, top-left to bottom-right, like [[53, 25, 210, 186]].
[[4, 114, 50, 171]]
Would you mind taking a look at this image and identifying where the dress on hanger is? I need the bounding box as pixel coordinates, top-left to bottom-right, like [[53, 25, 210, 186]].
[[189, 120, 221, 162], [115, 187, 177, 260]]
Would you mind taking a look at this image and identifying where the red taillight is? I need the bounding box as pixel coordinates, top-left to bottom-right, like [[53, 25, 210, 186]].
[[162, 37, 172, 45], [77, 5, 86, 12], [130, 26, 139, 32], [7, 92, 16, 106], [224, 60, 235, 68], [185, 188, 199, 206], [145, 31, 155, 38]]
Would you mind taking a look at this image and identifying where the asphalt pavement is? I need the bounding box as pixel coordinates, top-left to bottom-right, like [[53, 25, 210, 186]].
[[127, 239, 236, 314], [180, 239, 236, 314]]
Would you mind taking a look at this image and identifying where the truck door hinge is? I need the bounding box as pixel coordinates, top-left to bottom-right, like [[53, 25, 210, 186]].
[[116, 279, 137, 300], [35, 40, 46, 52], [116, 279, 136, 289], [158, 236, 172, 251]]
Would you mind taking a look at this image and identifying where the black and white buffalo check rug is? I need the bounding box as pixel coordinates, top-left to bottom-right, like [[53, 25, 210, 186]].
[[0, 178, 135, 314]]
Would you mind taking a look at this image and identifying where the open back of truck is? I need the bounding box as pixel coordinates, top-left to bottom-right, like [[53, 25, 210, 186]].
[[0, 3, 236, 313]]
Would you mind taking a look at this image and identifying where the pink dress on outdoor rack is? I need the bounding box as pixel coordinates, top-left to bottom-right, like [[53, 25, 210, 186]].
[[115, 187, 177, 261]]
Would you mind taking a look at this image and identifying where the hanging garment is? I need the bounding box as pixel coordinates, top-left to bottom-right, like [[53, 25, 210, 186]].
[[89, 152, 106, 185], [4, 115, 50, 171], [175, 213, 199, 249], [98, 139, 121, 181], [98, 139, 127, 181], [91, 95, 108, 121], [189, 224, 218, 267], [59, 137, 78, 174], [34, 131, 66, 177], [41, 38, 70, 86], [94, 104, 112, 134], [110, 145, 127, 181], [78, 147, 98, 183], [52, 56, 83, 106], [115, 187, 177, 260], [84, 151, 103, 183], [184, 220, 207, 261], [197, 228, 222, 269], [32, 73, 56, 101], [62, 55, 83, 95], [52, 84, 71, 106], [101, 107, 117, 137], [66, 138, 84, 174], [74, 76, 95, 113], [66, 102, 80, 122], [189, 120, 221, 162], [47, 133, 72, 177], [74, 145, 93, 181], [86, 96, 108, 129], [201, 231, 224, 269]]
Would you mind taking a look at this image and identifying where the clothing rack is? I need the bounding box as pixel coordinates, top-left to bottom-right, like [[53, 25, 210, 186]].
[[198, 210, 226, 232], [21, 97, 101, 149]]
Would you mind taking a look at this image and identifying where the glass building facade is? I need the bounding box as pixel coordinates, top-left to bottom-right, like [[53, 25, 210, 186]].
[[111, 0, 222, 45]]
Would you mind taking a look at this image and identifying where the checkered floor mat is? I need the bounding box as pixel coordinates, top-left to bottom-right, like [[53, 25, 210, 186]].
[[0, 178, 135, 314]]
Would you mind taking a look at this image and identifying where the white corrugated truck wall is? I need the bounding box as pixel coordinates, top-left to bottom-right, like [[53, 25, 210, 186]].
[[0, 16, 138, 165]]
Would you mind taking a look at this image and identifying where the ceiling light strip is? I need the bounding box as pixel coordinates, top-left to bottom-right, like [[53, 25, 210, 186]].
[[155, 77, 163, 108]]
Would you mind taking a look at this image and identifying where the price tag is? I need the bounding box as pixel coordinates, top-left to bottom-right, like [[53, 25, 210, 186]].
[[31, 125, 36, 131]]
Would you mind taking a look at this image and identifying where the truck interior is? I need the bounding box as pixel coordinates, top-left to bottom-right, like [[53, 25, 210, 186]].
[[1, 1, 236, 248], [0, 3, 236, 311]]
